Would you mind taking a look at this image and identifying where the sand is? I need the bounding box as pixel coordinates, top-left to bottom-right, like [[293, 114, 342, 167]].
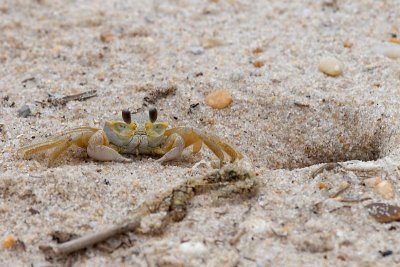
[[2, 0, 400, 266]]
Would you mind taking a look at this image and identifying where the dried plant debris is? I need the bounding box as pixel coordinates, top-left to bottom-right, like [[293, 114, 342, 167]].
[[366, 203, 400, 223], [310, 163, 341, 178], [142, 83, 177, 105], [37, 90, 97, 107], [39, 166, 256, 258], [0, 123, 5, 141], [51, 231, 80, 244]]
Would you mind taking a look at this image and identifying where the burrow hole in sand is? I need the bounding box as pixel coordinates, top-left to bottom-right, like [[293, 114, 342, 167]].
[[257, 99, 398, 169]]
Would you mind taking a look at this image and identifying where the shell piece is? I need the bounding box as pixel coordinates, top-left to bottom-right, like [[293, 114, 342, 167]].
[[366, 203, 400, 223], [374, 181, 395, 199], [205, 89, 233, 109], [179, 241, 208, 256], [376, 43, 400, 59], [364, 176, 381, 188], [318, 56, 343, 77]]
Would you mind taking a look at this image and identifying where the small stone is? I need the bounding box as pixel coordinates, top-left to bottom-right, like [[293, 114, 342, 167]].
[[388, 38, 400, 45], [17, 105, 31, 118], [179, 241, 208, 256], [253, 60, 265, 68], [379, 250, 393, 257], [3, 235, 16, 249], [364, 176, 381, 188], [318, 182, 328, 190], [190, 46, 204, 55], [252, 47, 264, 54], [376, 43, 400, 59], [100, 31, 114, 43], [366, 203, 400, 223], [202, 37, 223, 49], [205, 89, 232, 109], [375, 181, 395, 199], [343, 41, 353, 48], [318, 56, 343, 77]]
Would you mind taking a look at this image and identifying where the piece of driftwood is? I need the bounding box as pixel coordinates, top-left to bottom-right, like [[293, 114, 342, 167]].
[[40, 165, 256, 257]]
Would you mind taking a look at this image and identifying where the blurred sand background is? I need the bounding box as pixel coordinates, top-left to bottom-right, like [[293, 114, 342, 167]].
[[2, 0, 400, 266]]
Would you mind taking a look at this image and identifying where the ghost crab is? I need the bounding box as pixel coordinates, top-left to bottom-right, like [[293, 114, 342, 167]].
[[17, 108, 243, 167]]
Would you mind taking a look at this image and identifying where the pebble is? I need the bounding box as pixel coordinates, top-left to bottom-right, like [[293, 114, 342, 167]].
[[3, 235, 16, 249], [17, 105, 31, 118], [202, 37, 223, 49], [376, 43, 400, 59], [375, 181, 395, 199], [205, 89, 232, 109], [389, 38, 400, 44], [343, 41, 353, 48], [366, 203, 400, 223], [100, 31, 114, 43], [318, 56, 343, 77], [190, 46, 205, 55], [179, 241, 208, 256], [253, 60, 265, 68]]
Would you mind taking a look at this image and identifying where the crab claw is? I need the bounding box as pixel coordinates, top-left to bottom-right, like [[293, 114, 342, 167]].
[[157, 127, 243, 167]]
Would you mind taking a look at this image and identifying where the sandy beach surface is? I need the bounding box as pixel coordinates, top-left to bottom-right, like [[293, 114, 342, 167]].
[[2, 0, 400, 266]]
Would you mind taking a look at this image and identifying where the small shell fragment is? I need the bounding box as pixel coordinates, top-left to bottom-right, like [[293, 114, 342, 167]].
[[366, 203, 400, 223], [189, 46, 204, 55], [179, 241, 208, 256], [318, 56, 343, 77], [375, 43, 400, 59], [205, 89, 232, 109], [364, 176, 381, 188], [375, 181, 395, 199], [202, 37, 223, 49]]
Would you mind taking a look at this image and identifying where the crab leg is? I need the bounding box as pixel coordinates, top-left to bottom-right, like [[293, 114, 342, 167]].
[[17, 128, 99, 158], [87, 130, 132, 162], [162, 127, 243, 166], [17, 139, 70, 159]]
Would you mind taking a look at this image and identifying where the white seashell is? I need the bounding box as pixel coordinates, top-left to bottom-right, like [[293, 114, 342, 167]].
[[375, 43, 400, 59]]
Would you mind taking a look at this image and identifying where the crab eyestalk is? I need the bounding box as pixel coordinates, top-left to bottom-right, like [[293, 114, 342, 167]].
[[149, 108, 157, 123], [122, 109, 131, 124]]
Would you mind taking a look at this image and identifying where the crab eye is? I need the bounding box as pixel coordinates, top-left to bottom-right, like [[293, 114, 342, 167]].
[[122, 109, 131, 124], [149, 108, 157, 123]]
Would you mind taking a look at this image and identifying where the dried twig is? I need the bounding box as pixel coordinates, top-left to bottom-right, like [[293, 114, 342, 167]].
[[37, 90, 98, 107], [329, 181, 350, 199], [310, 163, 341, 178], [41, 166, 256, 257], [335, 197, 371, 203]]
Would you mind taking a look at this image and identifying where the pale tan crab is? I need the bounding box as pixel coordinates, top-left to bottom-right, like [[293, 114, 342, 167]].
[[17, 108, 243, 167]]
